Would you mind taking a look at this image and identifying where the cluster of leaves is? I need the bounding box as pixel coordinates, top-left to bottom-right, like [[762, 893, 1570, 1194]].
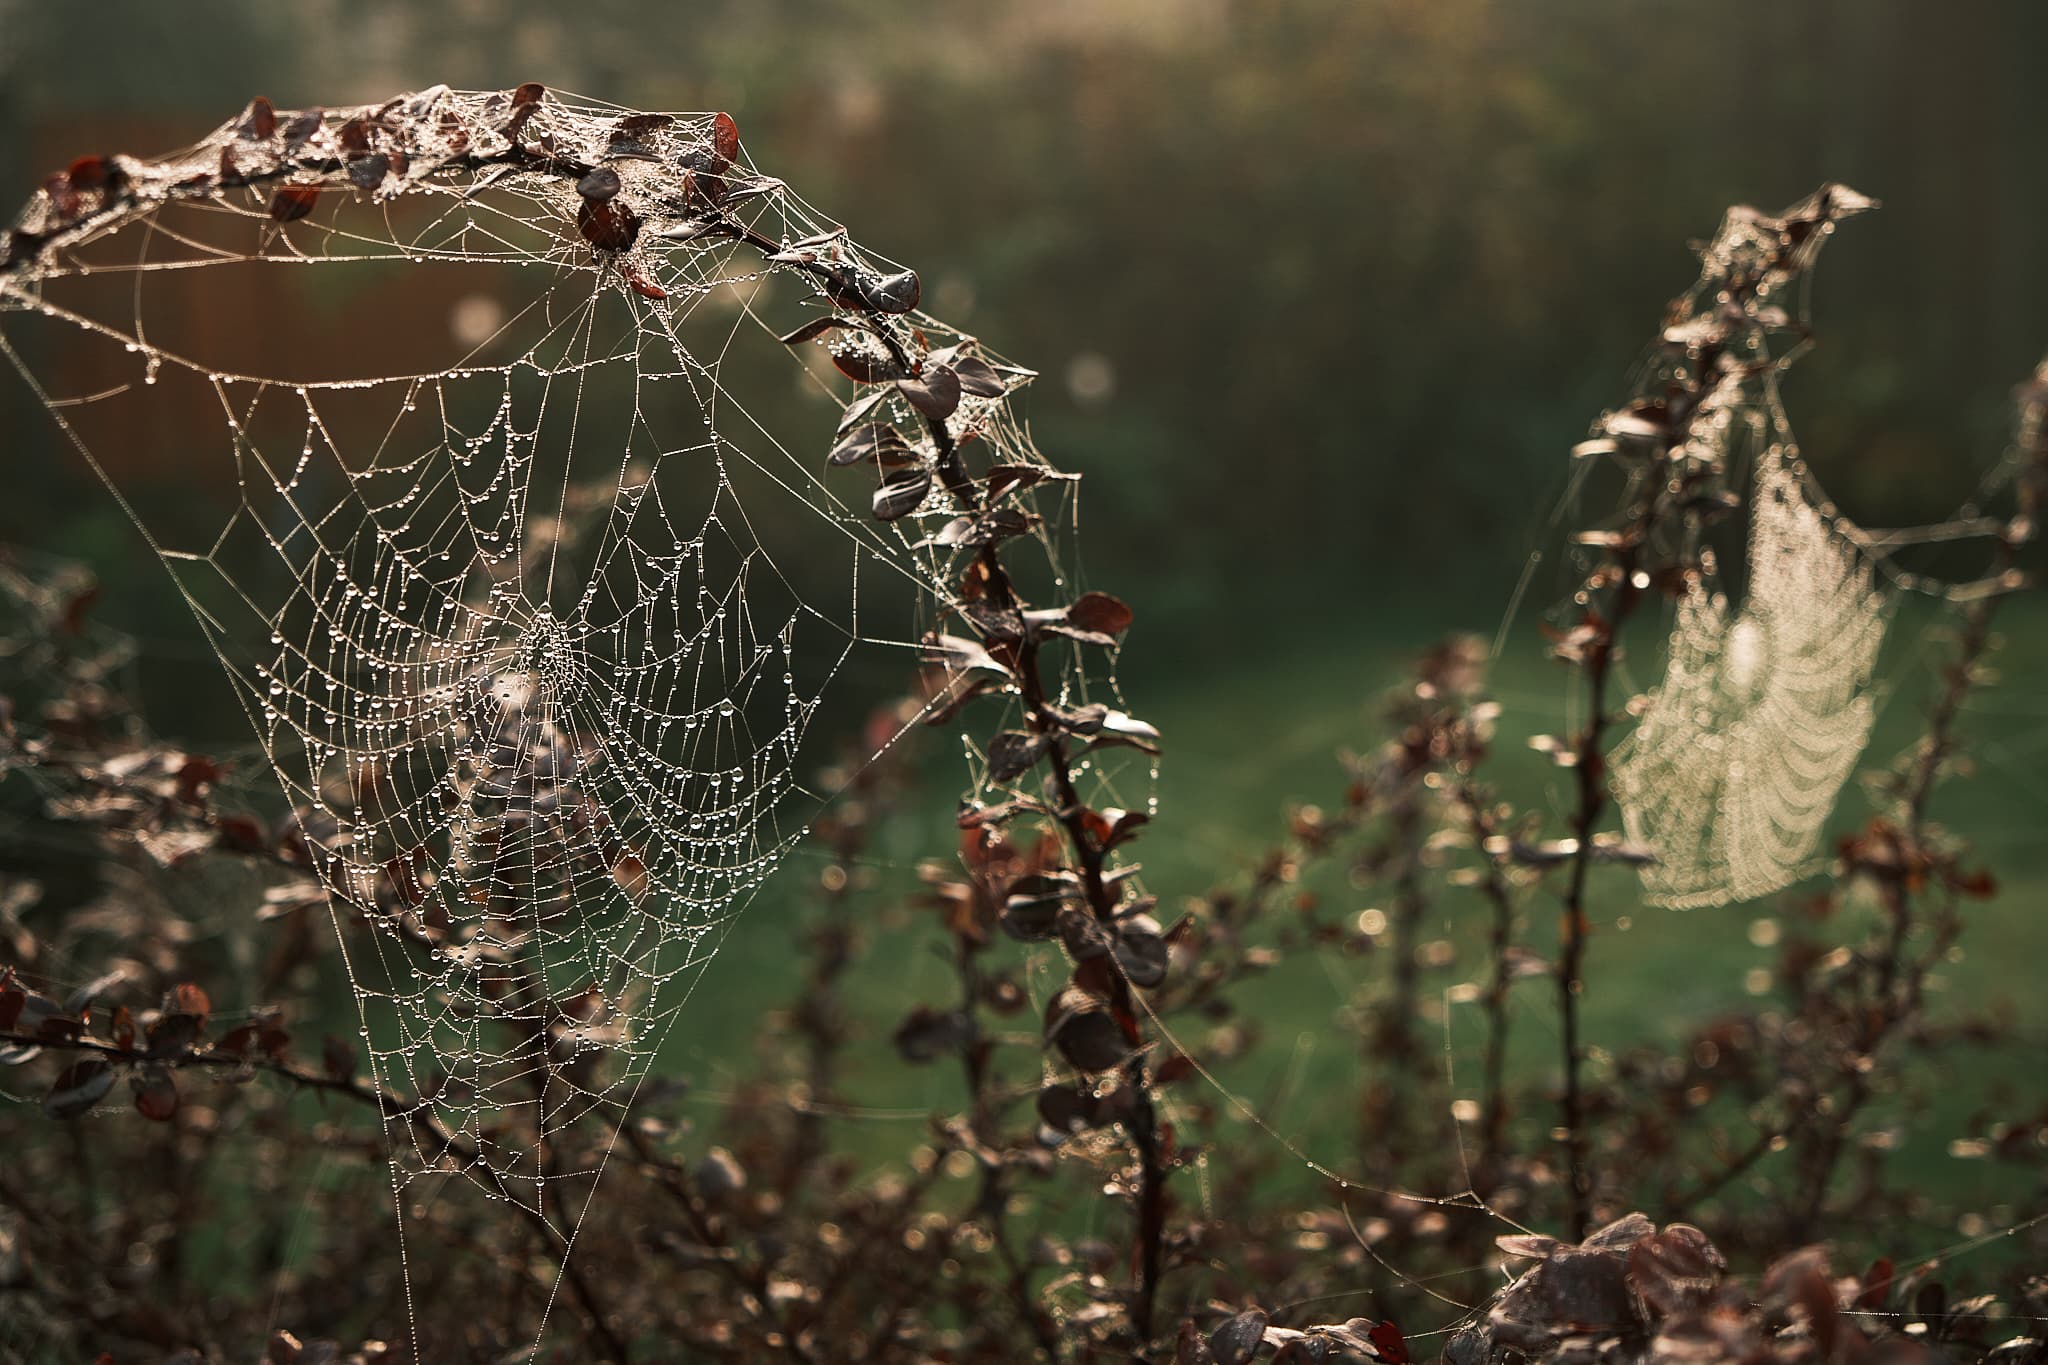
[[1443, 1214, 2044, 1365]]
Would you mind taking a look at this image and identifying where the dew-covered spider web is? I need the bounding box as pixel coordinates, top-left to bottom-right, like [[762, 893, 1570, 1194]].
[[1610, 422, 1892, 909], [1551, 190, 1905, 911], [1553, 188, 2038, 910], [9, 86, 2047, 1361], [0, 83, 1135, 1348]]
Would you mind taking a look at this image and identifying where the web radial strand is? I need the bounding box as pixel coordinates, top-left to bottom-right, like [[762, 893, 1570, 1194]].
[[1612, 434, 1892, 910], [0, 85, 1104, 1226]]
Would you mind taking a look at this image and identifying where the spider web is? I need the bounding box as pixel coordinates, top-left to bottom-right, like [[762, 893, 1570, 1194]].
[[6, 88, 2039, 1359], [1557, 191, 1901, 911], [1611, 419, 1892, 909], [0, 83, 1127, 1349]]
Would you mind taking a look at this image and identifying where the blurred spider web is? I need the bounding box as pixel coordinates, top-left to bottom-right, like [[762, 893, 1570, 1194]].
[[1610, 407, 1892, 909]]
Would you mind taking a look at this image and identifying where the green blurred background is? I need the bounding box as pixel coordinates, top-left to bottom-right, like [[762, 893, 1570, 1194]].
[[6, 0, 2048, 619], [2, 0, 2045, 1244]]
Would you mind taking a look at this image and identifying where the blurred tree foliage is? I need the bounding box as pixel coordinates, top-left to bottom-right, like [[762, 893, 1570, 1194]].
[[3, 0, 2045, 624]]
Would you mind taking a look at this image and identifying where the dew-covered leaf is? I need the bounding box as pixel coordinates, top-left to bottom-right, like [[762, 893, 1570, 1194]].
[[897, 365, 962, 421], [576, 198, 641, 252], [721, 175, 785, 204], [1037, 1081, 1097, 1136], [281, 108, 325, 150], [833, 349, 904, 385], [952, 354, 1007, 398], [779, 316, 858, 346], [1045, 987, 1128, 1073], [576, 166, 622, 203], [828, 422, 911, 467], [862, 269, 922, 315], [242, 96, 279, 141], [710, 111, 741, 164], [1113, 919, 1169, 988], [268, 185, 320, 223], [986, 464, 1047, 501], [346, 154, 391, 190], [986, 730, 1049, 782], [873, 466, 933, 521]]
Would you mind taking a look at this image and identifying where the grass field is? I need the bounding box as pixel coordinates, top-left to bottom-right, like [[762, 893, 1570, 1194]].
[[8, 556, 2039, 1278], [664, 588, 2048, 1260]]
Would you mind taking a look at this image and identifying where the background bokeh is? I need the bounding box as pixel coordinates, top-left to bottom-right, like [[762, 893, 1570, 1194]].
[[3, 0, 2046, 1243], [6, 0, 2048, 635]]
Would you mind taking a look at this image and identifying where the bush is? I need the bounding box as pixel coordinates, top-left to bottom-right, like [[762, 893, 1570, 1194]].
[[0, 88, 2043, 1365]]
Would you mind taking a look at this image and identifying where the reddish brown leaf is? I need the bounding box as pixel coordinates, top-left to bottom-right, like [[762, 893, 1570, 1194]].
[[711, 111, 741, 164], [986, 730, 1049, 782], [577, 198, 642, 252], [613, 113, 674, 144], [1368, 1320, 1411, 1365], [1951, 867, 1997, 899], [338, 116, 376, 153], [1177, 1320, 1218, 1365], [43, 1058, 115, 1118], [1067, 592, 1134, 636], [829, 423, 912, 468], [873, 466, 933, 521], [165, 982, 211, 1027], [269, 184, 321, 223], [1044, 987, 1128, 1073], [1763, 1248, 1838, 1358], [282, 108, 324, 148], [37, 1012, 84, 1044], [780, 316, 859, 346], [897, 365, 962, 421], [65, 156, 109, 192], [623, 264, 668, 301], [831, 349, 904, 385], [243, 96, 279, 140], [986, 464, 1047, 501], [1036, 1081, 1098, 1136], [862, 269, 922, 314], [952, 354, 1007, 397], [132, 1066, 179, 1122]]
